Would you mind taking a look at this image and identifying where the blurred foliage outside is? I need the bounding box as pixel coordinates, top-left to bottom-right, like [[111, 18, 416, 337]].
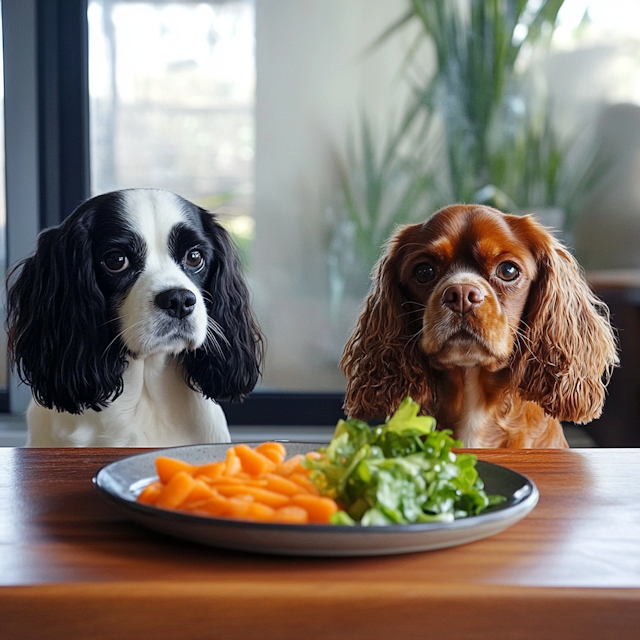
[[332, 0, 604, 278]]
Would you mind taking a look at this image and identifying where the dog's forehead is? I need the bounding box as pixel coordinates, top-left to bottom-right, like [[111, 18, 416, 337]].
[[121, 189, 198, 243], [417, 206, 534, 264]]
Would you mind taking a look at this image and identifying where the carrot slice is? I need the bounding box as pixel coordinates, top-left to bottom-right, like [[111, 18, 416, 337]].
[[289, 473, 320, 495], [181, 479, 216, 509], [195, 461, 226, 480], [269, 506, 309, 524], [263, 473, 303, 496], [193, 490, 234, 517], [137, 480, 163, 505], [275, 454, 304, 477], [155, 471, 197, 509], [199, 476, 267, 487], [246, 502, 276, 521], [227, 495, 255, 518], [214, 485, 290, 508], [233, 443, 276, 476], [290, 494, 338, 523], [155, 457, 196, 484], [224, 449, 242, 476], [255, 442, 286, 464]]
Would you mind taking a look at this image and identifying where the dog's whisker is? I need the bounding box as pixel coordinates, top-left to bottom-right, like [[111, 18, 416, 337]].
[[202, 330, 224, 358], [101, 316, 125, 328], [101, 318, 148, 358], [201, 290, 215, 306], [400, 300, 427, 309], [207, 317, 231, 347]]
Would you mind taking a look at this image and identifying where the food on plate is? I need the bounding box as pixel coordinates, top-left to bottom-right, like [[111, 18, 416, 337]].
[[136, 441, 339, 524], [302, 397, 505, 526], [137, 398, 504, 526]]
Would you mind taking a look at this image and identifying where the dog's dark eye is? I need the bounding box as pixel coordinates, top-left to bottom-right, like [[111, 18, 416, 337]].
[[185, 249, 205, 272], [496, 262, 519, 281], [102, 252, 130, 274], [414, 263, 436, 284]]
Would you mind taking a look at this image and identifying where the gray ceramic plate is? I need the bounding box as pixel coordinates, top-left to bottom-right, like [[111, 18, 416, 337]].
[[94, 442, 539, 557]]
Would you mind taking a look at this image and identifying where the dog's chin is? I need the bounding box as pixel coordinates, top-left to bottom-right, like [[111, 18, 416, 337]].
[[125, 329, 205, 360], [423, 330, 509, 371]]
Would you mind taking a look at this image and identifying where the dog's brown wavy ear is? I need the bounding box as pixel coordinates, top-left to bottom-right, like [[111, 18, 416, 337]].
[[340, 228, 434, 421], [512, 224, 618, 424]]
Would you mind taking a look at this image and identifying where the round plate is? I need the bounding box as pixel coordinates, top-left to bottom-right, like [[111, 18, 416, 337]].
[[94, 442, 539, 557]]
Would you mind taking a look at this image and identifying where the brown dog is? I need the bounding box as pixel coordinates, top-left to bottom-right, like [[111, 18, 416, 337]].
[[341, 205, 618, 448]]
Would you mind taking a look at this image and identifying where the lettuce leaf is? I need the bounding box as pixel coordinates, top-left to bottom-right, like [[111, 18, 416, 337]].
[[303, 397, 505, 526]]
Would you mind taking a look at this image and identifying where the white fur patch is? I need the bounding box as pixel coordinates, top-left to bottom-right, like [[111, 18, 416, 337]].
[[118, 189, 209, 356]]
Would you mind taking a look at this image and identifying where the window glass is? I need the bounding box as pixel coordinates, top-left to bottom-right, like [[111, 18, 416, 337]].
[[88, 0, 254, 240], [88, 0, 640, 397]]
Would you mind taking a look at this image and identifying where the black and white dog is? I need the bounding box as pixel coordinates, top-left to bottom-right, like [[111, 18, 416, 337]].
[[7, 188, 263, 446]]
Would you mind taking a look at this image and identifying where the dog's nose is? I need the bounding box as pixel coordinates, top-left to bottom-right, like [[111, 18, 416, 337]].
[[441, 284, 484, 314], [155, 289, 197, 319]]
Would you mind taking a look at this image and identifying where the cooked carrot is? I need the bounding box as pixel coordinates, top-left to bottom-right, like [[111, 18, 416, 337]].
[[263, 473, 303, 496], [195, 461, 226, 481], [180, 479, 216, 509], [289, 472, 320, 495], [290, 494, 338, 523], [269, 506, 309, 524], [199, 475, 267, 488], [255, 442, 286, 464], [246, 502, 276, 521], [192, 490, 233, 517], [155, 457, 196, 484], [214, 484, 290, 508], [275, 454, 304, 477], [234, 443, 276, 476], [154, 471, 197, 509], [139, 443, 341, 525], [224, 449, 242, 476], [137, 480, 163, 505], [227, 495, 255, 518]]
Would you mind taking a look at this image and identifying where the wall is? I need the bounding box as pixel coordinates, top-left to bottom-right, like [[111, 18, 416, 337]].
[[253, 0, 421, 391]]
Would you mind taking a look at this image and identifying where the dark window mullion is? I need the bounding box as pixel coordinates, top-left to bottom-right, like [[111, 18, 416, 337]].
[[37, 0, 90, 229]]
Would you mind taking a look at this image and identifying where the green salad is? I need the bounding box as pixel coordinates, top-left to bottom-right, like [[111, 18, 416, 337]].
[[303, 397, 505, 526]]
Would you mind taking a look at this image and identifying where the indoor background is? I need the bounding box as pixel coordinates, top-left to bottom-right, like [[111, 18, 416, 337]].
[[1, 0, 639, 447]]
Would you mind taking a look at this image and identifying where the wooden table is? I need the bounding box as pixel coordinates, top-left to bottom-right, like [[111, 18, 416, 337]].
[[1, 448, 639, 640]]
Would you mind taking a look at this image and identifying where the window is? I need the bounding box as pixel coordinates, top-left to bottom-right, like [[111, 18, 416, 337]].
[[2, 0, 640, 436], [86, 1, 411, 403], [88, 0, 254, 236]]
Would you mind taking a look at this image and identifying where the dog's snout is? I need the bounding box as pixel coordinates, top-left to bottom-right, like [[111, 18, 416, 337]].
[[155, 288, 197, 319], [441, 284, 484, 315]]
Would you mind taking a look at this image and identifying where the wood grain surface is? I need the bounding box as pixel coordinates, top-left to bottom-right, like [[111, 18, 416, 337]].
[[1, 447, 639, 640]]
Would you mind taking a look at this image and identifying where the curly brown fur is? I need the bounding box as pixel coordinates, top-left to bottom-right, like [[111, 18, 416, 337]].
[[340, 204, 618, 448]]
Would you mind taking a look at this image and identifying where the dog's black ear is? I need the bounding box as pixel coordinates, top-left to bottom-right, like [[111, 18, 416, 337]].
[[6, 206, 127, 414], [183, 210, 263, 402]]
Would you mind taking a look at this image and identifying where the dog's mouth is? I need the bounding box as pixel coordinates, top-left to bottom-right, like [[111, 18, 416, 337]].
[[428, 336, 499, 369], [421, 321, 512, 370], [437, 316, 487, 346], [442, 328, 490, 355], [122, 314, 206, 359], [449, 328, 479, 343], [155, 321, 204, 350]]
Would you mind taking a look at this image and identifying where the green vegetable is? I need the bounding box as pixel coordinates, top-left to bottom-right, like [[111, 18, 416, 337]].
[[304, 397, 505, 526]]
